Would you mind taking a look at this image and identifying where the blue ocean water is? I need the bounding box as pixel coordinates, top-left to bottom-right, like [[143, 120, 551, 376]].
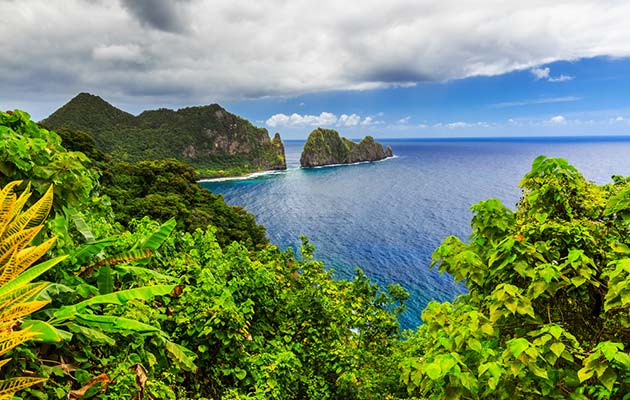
[[201, 137, 630, 329]]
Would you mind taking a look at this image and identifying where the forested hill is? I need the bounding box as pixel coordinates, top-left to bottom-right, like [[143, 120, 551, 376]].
[[300, 128, 393, 167], [41, 93, 286, 177]]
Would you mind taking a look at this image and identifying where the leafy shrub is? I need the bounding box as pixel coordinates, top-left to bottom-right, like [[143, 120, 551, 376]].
[[400, 156, 630, 399]]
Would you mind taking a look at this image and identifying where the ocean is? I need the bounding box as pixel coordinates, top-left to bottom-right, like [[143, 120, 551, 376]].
[[201, 137, 630, 329]]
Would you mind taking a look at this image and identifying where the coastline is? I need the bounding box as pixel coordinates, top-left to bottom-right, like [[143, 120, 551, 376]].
[[198, 169, 288, 183], [199, 155, 398, 183], [303, 154, 398, 170]]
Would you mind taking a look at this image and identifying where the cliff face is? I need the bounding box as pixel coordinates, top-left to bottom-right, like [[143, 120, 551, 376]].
[[41, 93, 286, 173], [300, 128, 393, 168]]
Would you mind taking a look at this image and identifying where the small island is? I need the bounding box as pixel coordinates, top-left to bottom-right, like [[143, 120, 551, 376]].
[[300, 128, 393, 168]]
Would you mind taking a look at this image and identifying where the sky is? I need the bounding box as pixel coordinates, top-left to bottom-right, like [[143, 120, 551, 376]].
[[2, 0, 630, 139]]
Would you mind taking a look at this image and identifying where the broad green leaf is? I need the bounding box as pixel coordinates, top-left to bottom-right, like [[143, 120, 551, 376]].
[[598, 342, 623, 361], [22, 320, 72, 343], [113, 265, 177, 282], [599, 367, 617, 392], [72, 238, 115, 264], [66, 322, 116, 346], [508, 338, 530, 358], [163, 339, 197, 372], [64, 206, 94, 242], [139, 218, 176, 251], [97, 264, 113, 295], [54, 284, 175, 320], [75, 314, 162, 334], [424, 363, 442, 380], [550, 342, 565, 358], [577, 367, 594, 383]]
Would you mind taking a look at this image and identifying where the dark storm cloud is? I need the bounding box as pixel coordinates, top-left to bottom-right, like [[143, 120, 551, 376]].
[[119, 0, 190, 33]]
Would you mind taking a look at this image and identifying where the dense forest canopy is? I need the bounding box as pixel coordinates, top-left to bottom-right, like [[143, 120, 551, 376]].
[[1, 109, 630, 399]]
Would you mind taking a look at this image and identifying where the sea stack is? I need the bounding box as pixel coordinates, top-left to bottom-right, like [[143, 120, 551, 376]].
[[300, 128, 393, 168]]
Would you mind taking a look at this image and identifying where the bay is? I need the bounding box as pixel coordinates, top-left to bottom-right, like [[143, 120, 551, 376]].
[[202, 137, 630, 329]]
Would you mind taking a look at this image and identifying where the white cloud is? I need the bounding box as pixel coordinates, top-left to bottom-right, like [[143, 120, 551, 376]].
[[434, 121, 492, 129], [531, 67, 550, 80], [3, 0, 629, 109], [616, 116, 624, 121], [338, 114, 362, 126], [549, 115, 567, 124], [492, 96, 581, 108], [398, 116, 411, 124], [361, 116, 379, 126], [92, 44, 144, 62], [530, 67, 574, 82], [266, 111, 377, 128], [446, 122, 470, 128], [548, 74, 574, 82], [266, 112, 337, 127]]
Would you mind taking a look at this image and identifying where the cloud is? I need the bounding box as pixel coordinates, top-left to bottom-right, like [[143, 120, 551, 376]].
[[119, 0, 190, 33], [549, 115, 567, 124], [338, 114, 362, 126], [266, 112, 337, 128], [267, 112, 380, 128], [2, 0, 630, 110], [398, 116, 411, 124], [548, 74, 574, 82], [530, 66, 574, 82], [92, 44, 144, 63], [531, 67, 550, 80], [492, 96, 581, 108], [433, 121, 491, 129]]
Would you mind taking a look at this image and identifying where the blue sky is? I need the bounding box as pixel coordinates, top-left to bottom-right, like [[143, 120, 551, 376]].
[[227, 57, 630, 139], [2, 1, 630, 139]]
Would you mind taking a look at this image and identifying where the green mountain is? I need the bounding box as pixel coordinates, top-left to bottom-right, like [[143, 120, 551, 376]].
[[300, 128, 393, 167], [41, 93, 286, 177]]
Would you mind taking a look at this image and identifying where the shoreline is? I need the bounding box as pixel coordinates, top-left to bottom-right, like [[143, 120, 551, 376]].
[[198, 169, 288, 183], [199, 155, 398, 183], [303, 155, 398, 170]]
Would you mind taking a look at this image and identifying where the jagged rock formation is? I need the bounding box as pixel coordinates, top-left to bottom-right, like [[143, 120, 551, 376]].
[[41, 93, 286, 174], [300, 128, 393, 168]]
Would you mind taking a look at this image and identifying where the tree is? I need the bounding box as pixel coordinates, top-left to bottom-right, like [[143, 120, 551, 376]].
[[400, 156, 630, 399]]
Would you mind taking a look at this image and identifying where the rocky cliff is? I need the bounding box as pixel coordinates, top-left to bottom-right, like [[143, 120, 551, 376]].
[[41, 93, 286, 176], [300, 128, 393, 168]]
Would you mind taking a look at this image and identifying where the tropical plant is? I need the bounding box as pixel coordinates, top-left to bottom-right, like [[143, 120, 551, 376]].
[[0, 181, 67, 398], [400, 156, 630, 399], [0, 110, 97, 208]]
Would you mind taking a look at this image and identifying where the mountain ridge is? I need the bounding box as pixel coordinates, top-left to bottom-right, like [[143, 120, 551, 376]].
[[41, 93, 286, 177]]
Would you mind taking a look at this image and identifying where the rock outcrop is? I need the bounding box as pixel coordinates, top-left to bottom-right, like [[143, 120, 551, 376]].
[[300, 128, 393, 168], [41, 93, 286, 173]]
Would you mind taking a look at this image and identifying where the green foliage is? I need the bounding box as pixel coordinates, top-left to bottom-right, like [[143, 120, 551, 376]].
[[155, 231, 409, 399], [41, 93, 286, 176], [300, 128, 391, 167], [101, 158, 269, 248], [0, 110, 97, 207], [400, 156, 630, 399]]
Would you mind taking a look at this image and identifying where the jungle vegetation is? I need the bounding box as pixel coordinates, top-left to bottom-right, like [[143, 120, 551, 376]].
[[1, 109, 630, 399]]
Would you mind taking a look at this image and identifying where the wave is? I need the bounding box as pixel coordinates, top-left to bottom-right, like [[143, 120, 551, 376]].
[[199, 156, 399, 183], [198, 169, 288, 183], [307, 155, 399, 170]]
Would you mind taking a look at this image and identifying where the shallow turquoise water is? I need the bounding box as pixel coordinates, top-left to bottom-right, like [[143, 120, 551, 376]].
[[202, 137, 630, 329]]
